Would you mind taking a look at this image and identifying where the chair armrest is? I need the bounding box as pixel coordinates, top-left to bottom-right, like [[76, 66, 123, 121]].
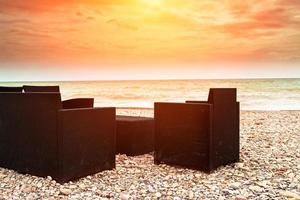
[[57, 107, 115, 182], [155, 102, 211, 111], [0, 86, 23, 92], [154, 102, 212, 130], [62, 98, 94, 109]]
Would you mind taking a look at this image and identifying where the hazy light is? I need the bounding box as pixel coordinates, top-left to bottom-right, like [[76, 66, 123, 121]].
[[142, 0, 163, 5]]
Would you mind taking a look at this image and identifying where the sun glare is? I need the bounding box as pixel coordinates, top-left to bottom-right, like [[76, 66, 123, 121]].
[[143, 0, 163, 5]]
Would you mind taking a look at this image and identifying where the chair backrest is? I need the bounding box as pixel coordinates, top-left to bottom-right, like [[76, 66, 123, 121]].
[[0, 86, 23, 92], [0, 92, 62, 176], [207, 88, 239, 168], [208, 88, 236, 104], [23, 85, 60, 93]]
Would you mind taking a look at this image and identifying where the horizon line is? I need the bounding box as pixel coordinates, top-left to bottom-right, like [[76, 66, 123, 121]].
[[0, 77, 299, 83]]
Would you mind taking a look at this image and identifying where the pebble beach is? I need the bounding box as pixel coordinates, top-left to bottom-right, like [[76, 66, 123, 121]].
[[0, 110, 299, 200]]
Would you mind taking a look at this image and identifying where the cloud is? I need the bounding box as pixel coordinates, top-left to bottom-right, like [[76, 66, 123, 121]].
[[0, 0, 138, 12], [0, 19, 30, 24], [0, 0, 299, 64], [106, 19, 138, 31], [277, 0, 300, 7], [215, 4, 300, 38], [252, 8, 286, 21]]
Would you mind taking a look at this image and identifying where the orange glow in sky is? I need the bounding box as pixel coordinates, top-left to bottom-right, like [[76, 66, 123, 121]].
[[0, 0, 299, 80]]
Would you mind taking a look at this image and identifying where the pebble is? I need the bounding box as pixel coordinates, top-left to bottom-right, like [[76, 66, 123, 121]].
[[0, 174, 6, 179], [279, 190, 300, 199], [69, 185, 77, 189], [188, 191, 194, 199], [36, 182, 43, 188], [78, 183, 86, 189], [60, 188, 72, 195], [22, 186, 33, 193], [155, 192, 162, 198], [230, 182, 241, 189], [235, 196, 247, 200], [249, 185, 263, 193], [120, 192, 130, 200], [148, 185, 155, 193]]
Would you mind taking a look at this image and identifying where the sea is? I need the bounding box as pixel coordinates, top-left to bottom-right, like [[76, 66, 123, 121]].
[[1, 79, 300, 110]]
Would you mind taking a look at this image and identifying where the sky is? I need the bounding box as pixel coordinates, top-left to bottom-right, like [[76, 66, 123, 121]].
[[0, 0, 300, 81]]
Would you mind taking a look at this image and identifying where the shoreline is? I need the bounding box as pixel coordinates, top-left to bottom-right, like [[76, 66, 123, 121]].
[[117, 107, 300, 111], [116, 107, 300, 112], [116, 108, 300, 119]]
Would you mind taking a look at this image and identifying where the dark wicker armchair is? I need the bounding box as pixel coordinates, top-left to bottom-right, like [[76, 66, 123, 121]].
[[0, 92, 115, 183], [154, 88, 240, 171]]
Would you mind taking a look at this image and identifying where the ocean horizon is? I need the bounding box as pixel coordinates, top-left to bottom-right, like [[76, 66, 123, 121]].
[[1, 78, 300, 110]]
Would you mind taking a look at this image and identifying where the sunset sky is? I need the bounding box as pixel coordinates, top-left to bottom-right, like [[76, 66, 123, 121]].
[[0, 0, 300, 81]]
